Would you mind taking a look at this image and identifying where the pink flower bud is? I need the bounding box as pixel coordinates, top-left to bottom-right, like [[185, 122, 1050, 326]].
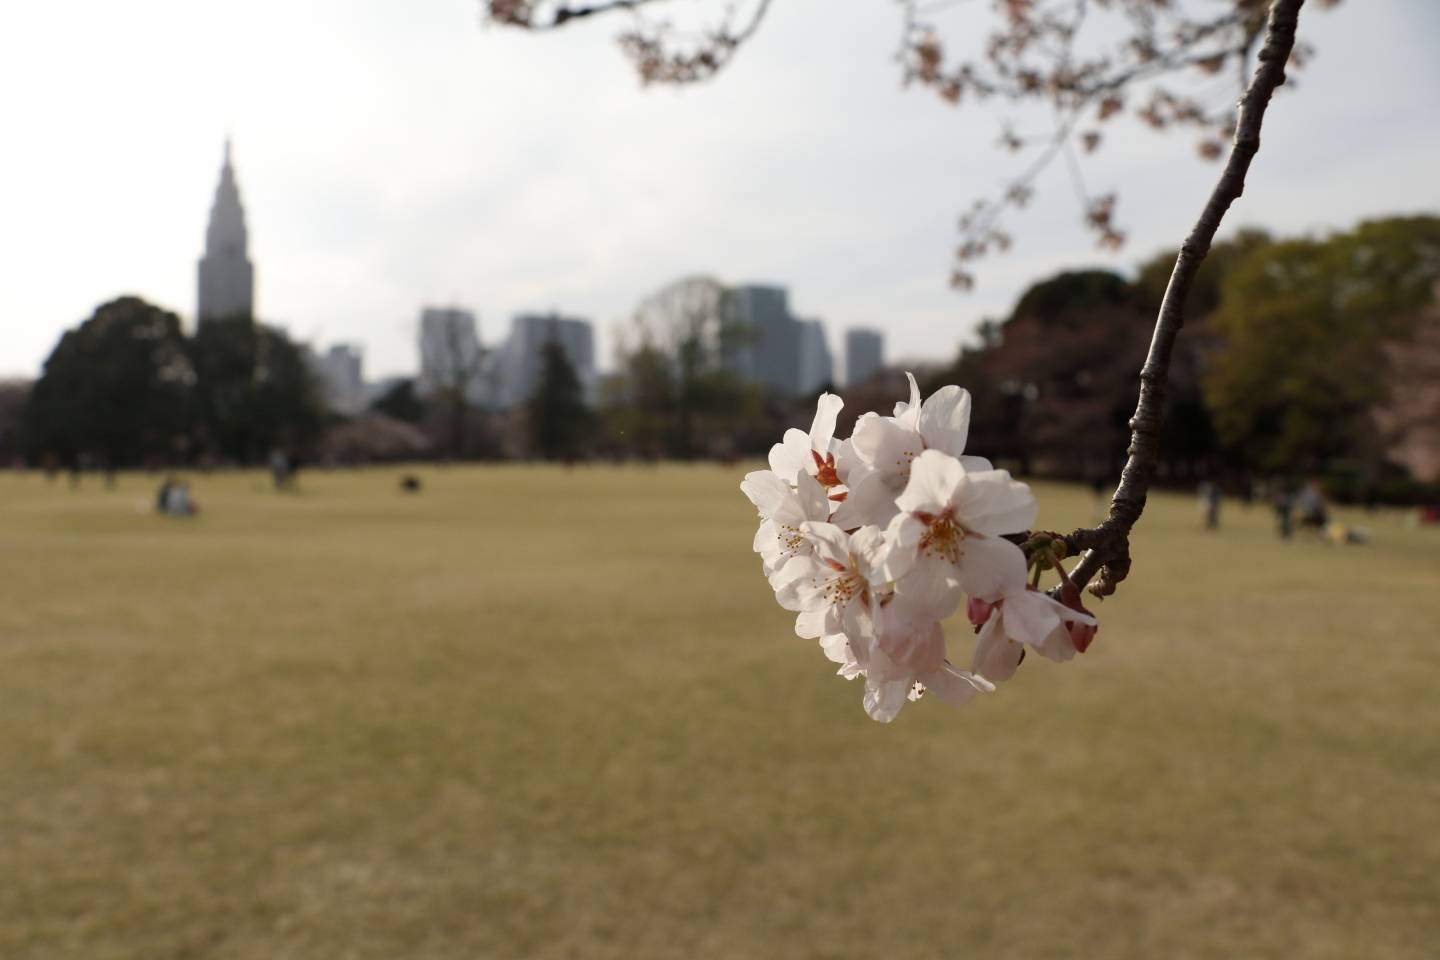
[[1068, 620, 1097, 654], [967, 595, 996, 627], [1056, 581, 1098, 653]]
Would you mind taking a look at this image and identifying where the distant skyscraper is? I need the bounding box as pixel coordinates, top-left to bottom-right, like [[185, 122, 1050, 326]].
[[845, 328, 884, 386], [417, 307, 487, 405], [722, 284, 801, 394], [305, 344, 365, 416], [797, 319, 834, 395], [196, 140, 255, 324], [497, 312, 596, 408]]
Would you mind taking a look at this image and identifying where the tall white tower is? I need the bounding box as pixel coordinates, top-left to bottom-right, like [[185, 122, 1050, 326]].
[[197, 139, 255, 324]]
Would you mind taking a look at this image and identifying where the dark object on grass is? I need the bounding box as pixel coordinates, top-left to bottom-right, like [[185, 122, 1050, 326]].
[[1297, 481, 1329, 534], [1198, 481, 1221, 531], [156, 477, 198, 516], [400, 474, 422, 493], [1274, 488, 1293, 540]]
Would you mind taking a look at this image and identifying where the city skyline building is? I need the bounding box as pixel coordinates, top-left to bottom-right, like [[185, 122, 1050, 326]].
[[797, 318, 834, 395], [196, 139, 255, 325], [844, 327, 884, 386], [417, 306, 487, 405], [496, 312, 596, 408], [306, 343, 366, 416], [721, 284, 801, 394]]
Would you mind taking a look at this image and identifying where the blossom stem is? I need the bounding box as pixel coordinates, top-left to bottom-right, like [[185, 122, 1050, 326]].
[[1049, 546, 1078, 594]]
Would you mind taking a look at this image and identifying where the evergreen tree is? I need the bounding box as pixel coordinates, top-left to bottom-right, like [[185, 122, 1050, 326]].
[[371, 378, 426, 423], [189, 315, 326, 463], [529, 340, 592, 460], [22, 296, 194, 467]]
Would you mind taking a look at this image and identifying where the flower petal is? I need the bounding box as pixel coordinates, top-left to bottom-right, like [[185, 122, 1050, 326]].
[[771, 554, 826, 611], [873, 614, 946, 674], [951, 469, 1038, 537], [819, 632, 865, 677], [768, 428, 811, 481], [850, 414, 922, 477], [834, 436, 864, 483], [839, 596, 875, 647], [1002, 589, 1066, 650], [847, 525, 890, 582], [895, 449, 966, 515], [799, 521, 852, 569], [795, 607, 829, 639], [862, 676, 911, 723], [893, 371, 923, 428], [740, 469, 789, 516], [794, 470, 830, 522], [918, 385, 971, 457], [955, 535, 1029, 602], [830, 469, 900, 530], [922, 662, 993, 706], [890, 555, 961, 622], [808, 393, 844, 452], [969, 616, 1024, 682], [879, 511, 924, 582], [752, 519, 774, 554]]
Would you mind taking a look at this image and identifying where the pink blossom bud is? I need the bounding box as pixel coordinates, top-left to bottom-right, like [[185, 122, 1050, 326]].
[[967, 595, 996, 627], [1068, 620, 1098, 654], [1056, 581, 1098, 653]]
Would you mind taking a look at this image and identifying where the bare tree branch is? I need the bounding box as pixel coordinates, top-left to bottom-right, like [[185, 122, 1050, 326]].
[[618, 0, 774, 85], [487, 0, 659, 29], [487, 0, 1332, 281], [899, 0, 1293, 284], [1058, 0, 1306, 598]]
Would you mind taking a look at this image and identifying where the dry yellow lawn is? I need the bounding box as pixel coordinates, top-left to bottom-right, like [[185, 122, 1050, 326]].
[[1, 465, 1437, 959]]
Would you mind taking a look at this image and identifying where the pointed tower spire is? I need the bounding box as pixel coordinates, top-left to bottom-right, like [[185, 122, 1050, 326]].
[[197, 138, 255, 324]]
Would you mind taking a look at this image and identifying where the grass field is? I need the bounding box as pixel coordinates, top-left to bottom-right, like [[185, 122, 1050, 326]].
[[1, 464, 1437, 959]]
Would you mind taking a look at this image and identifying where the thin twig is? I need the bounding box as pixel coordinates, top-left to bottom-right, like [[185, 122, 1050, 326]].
[[1063, 0, 1304, 597]]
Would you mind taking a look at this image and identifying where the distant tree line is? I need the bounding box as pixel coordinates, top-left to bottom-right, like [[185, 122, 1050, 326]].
[[9, 215, 1436, 495], [924, 215, 1440, 499]]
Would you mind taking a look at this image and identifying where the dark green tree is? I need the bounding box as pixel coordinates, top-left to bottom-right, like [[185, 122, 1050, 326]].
[[371, 378, 426, 423], [529, 339, 593, 460], [22, 296, 194, 467], [189, 316, 326, 463], [597, 343, 674, 459], [1203, 216, 1440, 474], [0, 379, 33, 464]]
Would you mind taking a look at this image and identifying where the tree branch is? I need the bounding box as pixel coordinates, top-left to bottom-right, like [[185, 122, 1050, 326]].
[[487, 0, 660, 30], [1063, 0, 1305, 598], [618, 0, 774, 85]]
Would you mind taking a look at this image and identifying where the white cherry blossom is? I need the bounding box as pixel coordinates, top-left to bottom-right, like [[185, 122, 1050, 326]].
[[771, 521, 888, 644], [832, 373, 993, 529], [740, 379, 1092, 723], [967, 584, 1100, 683], [819, 630, 868, 681], [740, 468, 831, 578], [861, 607, 994, 723], [768, 393, 847, 504], [881, 449, 1037, 620]]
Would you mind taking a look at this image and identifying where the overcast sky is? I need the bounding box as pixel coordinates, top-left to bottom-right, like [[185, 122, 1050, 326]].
[[3, 1, 1438, 381]]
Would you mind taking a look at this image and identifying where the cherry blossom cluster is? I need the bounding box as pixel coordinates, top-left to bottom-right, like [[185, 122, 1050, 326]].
[[741, 374, 1098, 723]]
